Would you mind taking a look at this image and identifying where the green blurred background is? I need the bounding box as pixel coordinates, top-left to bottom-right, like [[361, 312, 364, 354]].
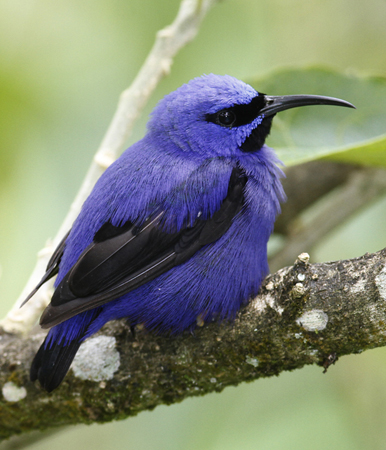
[[1, 0, 386, 448]]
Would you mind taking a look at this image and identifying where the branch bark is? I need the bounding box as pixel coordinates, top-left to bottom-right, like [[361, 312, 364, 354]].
[[1, 249, 386, 440]]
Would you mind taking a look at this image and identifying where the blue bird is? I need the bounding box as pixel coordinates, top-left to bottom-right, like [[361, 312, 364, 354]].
[[24, 74, 354, 391]]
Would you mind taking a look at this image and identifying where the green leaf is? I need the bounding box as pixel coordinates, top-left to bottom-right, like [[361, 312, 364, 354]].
[[249, 67, 386, 167]]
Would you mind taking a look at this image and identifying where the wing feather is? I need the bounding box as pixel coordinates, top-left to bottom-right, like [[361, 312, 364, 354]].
[[31, 167, 246, 328], [20, 230, 70, 307]]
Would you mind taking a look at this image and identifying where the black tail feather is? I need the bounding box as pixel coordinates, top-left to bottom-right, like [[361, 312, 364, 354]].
[[30, 337, 81, 392]]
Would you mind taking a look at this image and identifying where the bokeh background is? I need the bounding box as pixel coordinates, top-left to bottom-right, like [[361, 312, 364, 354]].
[[1, 0, 386, 448]]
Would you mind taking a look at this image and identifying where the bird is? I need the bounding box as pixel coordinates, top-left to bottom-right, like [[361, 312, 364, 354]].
[[24, 74, 354, 392]]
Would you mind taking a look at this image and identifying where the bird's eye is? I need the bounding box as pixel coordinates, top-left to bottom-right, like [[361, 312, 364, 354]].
[[217, 110, 236, 127]]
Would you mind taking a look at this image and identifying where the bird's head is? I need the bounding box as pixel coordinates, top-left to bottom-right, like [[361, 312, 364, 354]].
[[148, 74, 354, 157]]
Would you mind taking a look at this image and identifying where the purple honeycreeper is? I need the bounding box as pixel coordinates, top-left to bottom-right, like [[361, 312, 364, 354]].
[[24, 74, 354, 391]]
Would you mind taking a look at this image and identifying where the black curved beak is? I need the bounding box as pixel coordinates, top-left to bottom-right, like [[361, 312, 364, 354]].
[[260, 94, 356, 117]]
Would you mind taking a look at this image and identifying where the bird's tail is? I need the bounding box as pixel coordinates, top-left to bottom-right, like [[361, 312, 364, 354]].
[[30, 308, 101, 392], [30, 336, 82, 392]]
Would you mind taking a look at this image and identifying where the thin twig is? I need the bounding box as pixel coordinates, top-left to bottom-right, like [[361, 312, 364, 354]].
[[274, 161, 357, 235], [0, 0, 219, 335], [269, 167, 386, 272]]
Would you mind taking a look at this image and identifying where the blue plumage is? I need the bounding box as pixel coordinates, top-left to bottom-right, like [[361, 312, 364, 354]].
[[26, 74, 354, 391]]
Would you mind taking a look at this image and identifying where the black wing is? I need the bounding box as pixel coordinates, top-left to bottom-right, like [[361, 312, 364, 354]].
[[33, 167, 247, 329], [20, 230, 71, 307]]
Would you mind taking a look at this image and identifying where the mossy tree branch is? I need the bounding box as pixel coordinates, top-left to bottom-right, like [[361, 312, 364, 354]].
[[1, 249, 386, 441]]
